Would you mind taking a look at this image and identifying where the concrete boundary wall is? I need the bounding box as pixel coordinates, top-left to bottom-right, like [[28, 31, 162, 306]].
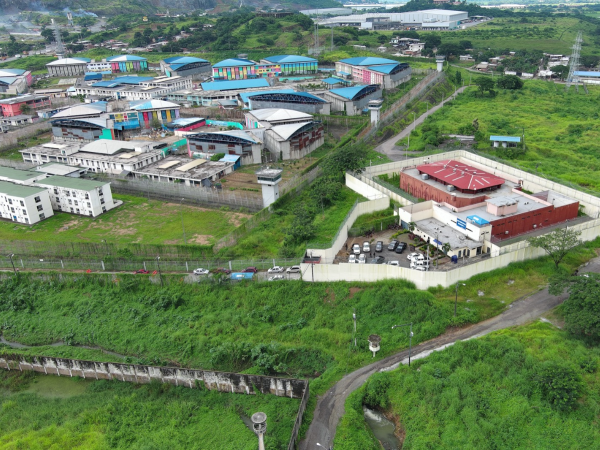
[[306, 185, 390, 261], [0, 354, 309, 450]]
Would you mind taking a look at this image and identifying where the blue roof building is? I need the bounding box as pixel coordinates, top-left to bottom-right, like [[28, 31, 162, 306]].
[[161, 56, 211, 80], [336, 57, 411, 89], [323, 84, 382, 116], [260, 55, 319, 76], [490, 135, 521, 148], [201, 78, 270, 91], [106, 55, 148, 73], [244, 90, 330, 115], [213, 55, 318, 80]]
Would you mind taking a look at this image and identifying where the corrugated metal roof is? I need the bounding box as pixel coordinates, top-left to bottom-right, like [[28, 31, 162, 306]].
[[269, 121, 313, 141], [51, 103, 107, 119], [263, 55, 317, 64], [367, 63, 401, 74], [163, 56, 208, 64], [219, 154, 241, 162], [239, 89, 295, 104], [417, 159, 505, 191], [0, 69, 26, 76], [212, 58, 255, 68], [0, 180, 47, 198], [322, 77, 344, 84], [201, 78, 270, 91], [329, 85, 374, 100], [106, 55, 147, 62], [250, 108, 312, 122], [0, 77, 17, 85], [0, 167, 41, 181], [47, 57, 91, 66], [339, 57, 397, 66], [574, 71, 600, 77], [129, 99, 180, 110], [36, 175, 108, 190], [489, 136, 521, 143]]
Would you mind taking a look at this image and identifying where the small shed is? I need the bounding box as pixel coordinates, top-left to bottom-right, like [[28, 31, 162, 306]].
[[489, 135, 521, 148]]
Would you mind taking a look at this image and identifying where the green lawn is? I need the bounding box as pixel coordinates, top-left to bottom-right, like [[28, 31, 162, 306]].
[[336, 320, 600, 449], [0, 194, 251, 246], [441, 16, 599, 55], [0, 372, 298, 449], [406, 80, 600, 193]]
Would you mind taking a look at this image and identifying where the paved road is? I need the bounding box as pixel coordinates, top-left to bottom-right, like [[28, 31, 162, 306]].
[[300, 256, 600, 449], [374, 85, 469, 162]]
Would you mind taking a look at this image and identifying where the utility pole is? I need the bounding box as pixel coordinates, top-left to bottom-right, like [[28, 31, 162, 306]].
[[353, 309, 357, 347], [8, 253, 16, 275], [156, 256, 163, 287], [455, 281, 465, 317], [392, 323, 413, 366], [179, 198, 187, 245]]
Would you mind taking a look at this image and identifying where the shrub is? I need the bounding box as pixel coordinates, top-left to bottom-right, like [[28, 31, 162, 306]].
[[534, 360, 583, 411]]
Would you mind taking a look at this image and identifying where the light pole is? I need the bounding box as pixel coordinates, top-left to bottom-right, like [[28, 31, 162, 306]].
[[156, 256, 163, 287], [353, 309, 357, 347], [8, 253, 16, 275], [454, 282, 466, 317], [179, 197, 187, 245], [392, 322, 413, 366]]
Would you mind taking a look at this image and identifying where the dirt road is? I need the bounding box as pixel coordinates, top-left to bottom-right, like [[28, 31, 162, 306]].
[[300, 257, 600, 449]]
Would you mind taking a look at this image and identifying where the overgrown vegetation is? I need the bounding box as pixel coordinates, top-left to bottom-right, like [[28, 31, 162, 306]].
[[0, 371, 298, 449], [336, 321, 600, 449]]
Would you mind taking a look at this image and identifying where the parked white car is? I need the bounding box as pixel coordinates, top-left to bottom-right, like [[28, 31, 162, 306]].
[[358, 254, 366, 264], [268, 275, 285, 281], [363, 242, 370, 253], [387, 260, 400, 266], [352, 243, 361, 255], [193, 268, 209, 275], [411, 265, 428, 271], [349, 254, 356, 264], [268, 266, 284, 273], [407, 252, 421, 261], [287, 265, 301, 273]]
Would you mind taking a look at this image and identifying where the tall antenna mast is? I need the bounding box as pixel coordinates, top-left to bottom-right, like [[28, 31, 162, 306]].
[[565, 31, 582, 92], [52, 19, 66, 59]]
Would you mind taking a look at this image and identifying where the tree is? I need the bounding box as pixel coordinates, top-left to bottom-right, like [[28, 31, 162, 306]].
[[19, 104, 31, 115], [551, 64, 569, 81], [310, 176, 341, 211], [322, 143, 367, 180], [150, 118, 162, 130], [527, 227, 582, 269], [442, 242, 451, 254], [454, 70, 462, 86], [549, 272, 600, 342], [534, 360, 583, 411], [285, 203, 315, 244], [459, 39, 472, 50], [496, 74, 524, 90], [474, 77, 495, 96]]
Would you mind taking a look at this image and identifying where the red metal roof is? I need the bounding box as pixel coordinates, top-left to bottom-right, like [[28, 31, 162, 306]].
[[417, 159, 505, 191]]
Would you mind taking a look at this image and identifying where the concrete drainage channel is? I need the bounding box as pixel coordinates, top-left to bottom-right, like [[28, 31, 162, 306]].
[[0, 354, 309, 450]]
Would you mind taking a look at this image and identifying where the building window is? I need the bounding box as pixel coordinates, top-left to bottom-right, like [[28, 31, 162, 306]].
[[87, 202, 91, 208], [72, 191, 76, 197], [102, 206, 106, 213], [20, 200, 24, 206], [209, 145, 216, 150], [70, 207, 74, 212], [54, 188, 58, 194], [8, 199, 12, 205], [37, 205, 43, 211], [39, 213, 45, 220], [25, 218, 29, 224], [74, 200, 78, 206], [66, 191, 70, 197], [89, 212, 93, 216], [22, 209, 27, 215], [85, 193, 89, 199], [56, 197, 60, 202], [68, 199, 72, 205], [100, 198, 105, 204]]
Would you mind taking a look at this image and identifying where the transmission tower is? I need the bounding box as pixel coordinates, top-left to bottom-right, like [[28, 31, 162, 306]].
[[52, 19, 66, 59], [565, 31, 582, 92]]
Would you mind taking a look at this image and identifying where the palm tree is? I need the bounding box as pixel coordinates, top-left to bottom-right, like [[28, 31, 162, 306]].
[[442, 242, 451, 255]]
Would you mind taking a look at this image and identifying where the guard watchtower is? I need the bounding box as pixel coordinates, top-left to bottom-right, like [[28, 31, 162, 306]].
[[368, 99, 384, 126], [436, 55, 446, 72], [256, 167, 283, 208]]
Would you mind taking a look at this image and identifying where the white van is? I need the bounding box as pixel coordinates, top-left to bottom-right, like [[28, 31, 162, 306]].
[[410, 260, 430, 269]]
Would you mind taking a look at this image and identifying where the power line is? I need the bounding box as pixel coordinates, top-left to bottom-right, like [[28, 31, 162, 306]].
[[565, 31, 582, 92]]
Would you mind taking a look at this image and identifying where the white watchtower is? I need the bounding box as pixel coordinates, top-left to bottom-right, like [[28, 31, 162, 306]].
[[368, 99, 384, 126], [256, 167, 283, 208], [436, 55, 446, 72]]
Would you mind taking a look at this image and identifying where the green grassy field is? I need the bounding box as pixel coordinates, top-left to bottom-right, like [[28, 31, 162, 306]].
[[0, 194, 251, 247], [406, 79, 600, 193], [0, 371, 298, 449], [335, 320, 600, 449], [441, 16, 599, 55]]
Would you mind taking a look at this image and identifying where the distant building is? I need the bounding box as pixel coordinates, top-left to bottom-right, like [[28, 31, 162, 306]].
[[46, 57, 92, 77], [322, 84, 382, 116], [316, 9, 468, 30], [168, 79, 272, 107], [129, 99, 181, 128], [160, 56, 212, 80], [260, 55, 318, 76], [75, 75, 192, 100], [163, 117, 206, 132], [244, 91, 331, 115], [187, 130, 263, 165], [212, 55, 318, 80], [130, 155, 235, 187], [0, 94, 51, 117], [490, 135, 521, 148], [0, 68, 33, 95], [0, 115, 37, 126], [106, 55, 148, 73], [335, 57, 411, 89]]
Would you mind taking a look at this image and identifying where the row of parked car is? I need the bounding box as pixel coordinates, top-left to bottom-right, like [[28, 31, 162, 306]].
[[352, 240, 409, 255], [192, 265, 302, 276], [348, 240, 432, 270]]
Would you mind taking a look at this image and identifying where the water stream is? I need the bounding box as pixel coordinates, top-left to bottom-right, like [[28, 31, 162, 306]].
[[363, 407, 401, 450], [0, 335, 128, 359]]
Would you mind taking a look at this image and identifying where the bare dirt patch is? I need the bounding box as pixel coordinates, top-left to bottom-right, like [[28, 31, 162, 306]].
[[57, 220, 81, 232], [229, 212, 252, 228], [324, 287, 336, 304], [349, 287, 362, 299], [190, 234, 213, 245]]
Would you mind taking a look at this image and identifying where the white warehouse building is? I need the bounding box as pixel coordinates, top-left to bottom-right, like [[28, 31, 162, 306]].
[[316, 9, 468, 30]]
